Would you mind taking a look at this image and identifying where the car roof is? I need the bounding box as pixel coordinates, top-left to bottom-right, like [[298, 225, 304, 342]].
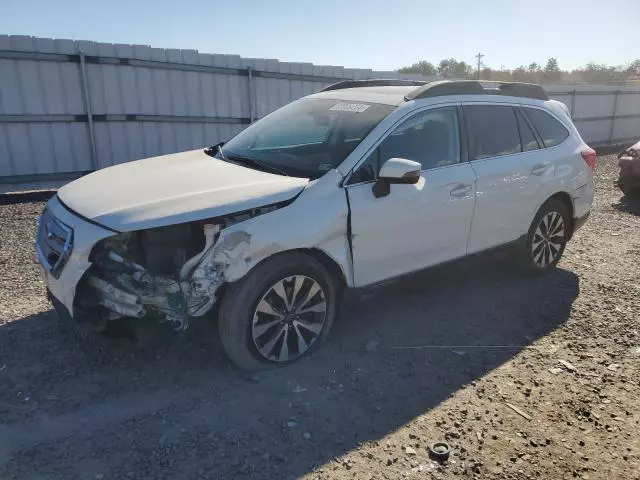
[[307, 80, 550, 107]]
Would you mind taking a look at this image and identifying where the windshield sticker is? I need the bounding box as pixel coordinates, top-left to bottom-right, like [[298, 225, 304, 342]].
[[329, 103, 370, 113]]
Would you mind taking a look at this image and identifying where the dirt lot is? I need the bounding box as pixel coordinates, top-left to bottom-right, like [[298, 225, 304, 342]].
[[0, 154, 638, 480]]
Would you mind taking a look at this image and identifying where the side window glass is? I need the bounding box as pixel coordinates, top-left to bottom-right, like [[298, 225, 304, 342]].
[[378, 107, 460, 171], [348, 107, 460, 184], [523, 107, 569, 148], [516, 109, 541, 152], [464, 105, 521, 160]]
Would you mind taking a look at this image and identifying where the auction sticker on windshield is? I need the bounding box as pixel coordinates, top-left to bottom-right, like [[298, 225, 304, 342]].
[[329, 103, 370, 113]]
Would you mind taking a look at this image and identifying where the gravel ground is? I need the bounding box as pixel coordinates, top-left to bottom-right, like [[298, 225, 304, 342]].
[[0, 155, 638, 480]]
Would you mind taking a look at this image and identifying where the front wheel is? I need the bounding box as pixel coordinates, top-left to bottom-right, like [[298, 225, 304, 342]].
[[519, 199, 571, 274], [218, 252, 338, 371]]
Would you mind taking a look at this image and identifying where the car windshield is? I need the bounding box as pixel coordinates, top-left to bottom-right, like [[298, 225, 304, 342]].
[[213, 98, 394, 179]]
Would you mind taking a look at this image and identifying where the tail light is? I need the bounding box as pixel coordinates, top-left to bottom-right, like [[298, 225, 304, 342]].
[[581, 147, 596, 171]]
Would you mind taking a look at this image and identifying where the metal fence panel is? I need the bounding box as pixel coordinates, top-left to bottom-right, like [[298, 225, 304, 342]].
[[573, 94, 616, 120], [613, 117, 640, 141], [575, 119, 613, 144], [1, 34, 640, 180], [616, 94, 640, 117], [3, 122, 91, 175], [0, 59, 24, 113]]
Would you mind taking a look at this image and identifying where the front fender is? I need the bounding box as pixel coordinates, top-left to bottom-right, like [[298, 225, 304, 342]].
[[196, 170, 353, 288]]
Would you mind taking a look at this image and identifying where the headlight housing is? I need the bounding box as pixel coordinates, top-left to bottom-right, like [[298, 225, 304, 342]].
[[36, 207, 74, 278]]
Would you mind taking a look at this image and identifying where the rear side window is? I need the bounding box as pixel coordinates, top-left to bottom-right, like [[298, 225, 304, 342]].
[[523, 107, 569, 148], [516, 109, 541, 152], [464, 105, 521, 160]]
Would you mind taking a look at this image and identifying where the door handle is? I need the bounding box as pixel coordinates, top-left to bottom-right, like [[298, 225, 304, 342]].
[[450, 184, 473, 197], [531, 163, 551, 176]]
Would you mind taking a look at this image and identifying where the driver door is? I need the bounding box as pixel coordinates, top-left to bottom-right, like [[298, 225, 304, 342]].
[[346, 106, 477, 287]]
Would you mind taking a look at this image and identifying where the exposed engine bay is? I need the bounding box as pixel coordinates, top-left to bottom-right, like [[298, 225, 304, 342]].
[[74, 206, 280, 332]]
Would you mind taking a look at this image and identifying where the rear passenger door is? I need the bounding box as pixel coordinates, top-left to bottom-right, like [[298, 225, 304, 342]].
[[464, 104, 553, 254]]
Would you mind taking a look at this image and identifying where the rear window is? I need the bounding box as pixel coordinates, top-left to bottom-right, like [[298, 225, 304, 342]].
[[516, 109, 540, 152], [464, 105, 521, 160], [523, 107, 569, 148]]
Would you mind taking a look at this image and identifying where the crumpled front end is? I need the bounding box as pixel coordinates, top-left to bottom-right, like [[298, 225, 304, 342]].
[[617, 140, 640, 196], [74, 208, 273, 332], [60, 169, 351, 336]]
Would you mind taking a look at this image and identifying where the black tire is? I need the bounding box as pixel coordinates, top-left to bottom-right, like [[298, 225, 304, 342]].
[[619, 183, 640, 198], [519, 199, 571, 275], [218, 252, 339, 371]]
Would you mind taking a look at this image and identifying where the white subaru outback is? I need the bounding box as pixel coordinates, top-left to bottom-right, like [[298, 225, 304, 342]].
[[37, 80, 595, 370]]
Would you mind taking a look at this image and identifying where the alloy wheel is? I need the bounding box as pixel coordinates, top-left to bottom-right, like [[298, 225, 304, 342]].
[[532, 211, 565, 267], [251, 275, 327, 362]]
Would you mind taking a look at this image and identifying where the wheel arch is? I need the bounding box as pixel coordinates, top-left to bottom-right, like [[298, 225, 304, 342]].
[[304, 248, 349, 289], [215, 247, 348, 305], [538, 191, 575, 237]]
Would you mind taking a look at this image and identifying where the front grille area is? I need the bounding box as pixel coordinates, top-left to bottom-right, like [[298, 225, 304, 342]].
[[36, 207, 73, 278]]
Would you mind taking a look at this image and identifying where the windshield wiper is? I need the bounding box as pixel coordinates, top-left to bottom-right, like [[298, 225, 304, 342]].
[[225, 153, 289, 177], [205, 144, 289, 176]]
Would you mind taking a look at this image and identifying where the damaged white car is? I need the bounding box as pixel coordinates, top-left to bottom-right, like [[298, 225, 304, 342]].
[[37, 79, 594, 370]]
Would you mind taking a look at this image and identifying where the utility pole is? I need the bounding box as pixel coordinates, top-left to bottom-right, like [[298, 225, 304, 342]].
[[475, 52, 484, 80]]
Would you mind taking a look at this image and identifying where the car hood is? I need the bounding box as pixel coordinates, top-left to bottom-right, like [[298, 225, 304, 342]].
[[57, 149, 309, 231]]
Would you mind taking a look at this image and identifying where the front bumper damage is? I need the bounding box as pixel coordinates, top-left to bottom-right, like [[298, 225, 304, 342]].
[[38, 201, 270, 335], [79, 229, 252, 331]]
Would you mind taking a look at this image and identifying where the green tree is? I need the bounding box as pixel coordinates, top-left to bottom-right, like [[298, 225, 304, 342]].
[[437, 58, 471, 78], [480, 67, 492, 80], [579, 62, 616, 83], [398, 60, 437, 76], [398, 57, 640, 84], [545, 58, 559, 72], [512, 66, 528, 82], [625, 59, 640, 76], [544, 58, 562, 82]]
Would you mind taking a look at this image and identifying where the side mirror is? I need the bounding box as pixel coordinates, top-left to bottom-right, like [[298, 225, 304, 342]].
[[372, 158, 422, 198]]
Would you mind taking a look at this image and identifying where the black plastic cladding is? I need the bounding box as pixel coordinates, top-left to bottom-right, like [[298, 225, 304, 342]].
[[320, 79, 427, 92], [319, 79, 548, 101], [406, 80, 549, 101]]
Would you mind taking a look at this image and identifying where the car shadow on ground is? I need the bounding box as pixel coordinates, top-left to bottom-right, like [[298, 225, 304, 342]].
[[0, 255, 579, 479], [612, 193, 640, 215]]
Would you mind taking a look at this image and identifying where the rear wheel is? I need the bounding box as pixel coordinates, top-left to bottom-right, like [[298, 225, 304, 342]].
[[218, 252, 338, 371], [519, 199, 571, 274]]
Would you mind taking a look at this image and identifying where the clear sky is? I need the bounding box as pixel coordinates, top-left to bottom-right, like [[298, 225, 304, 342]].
[[1, 0, 636, 71]]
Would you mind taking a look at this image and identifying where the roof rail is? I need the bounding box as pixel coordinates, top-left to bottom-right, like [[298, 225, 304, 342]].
[[496, 82, 548, 100], [405, 80, 548, 101], [320, 79, 427, 92]]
